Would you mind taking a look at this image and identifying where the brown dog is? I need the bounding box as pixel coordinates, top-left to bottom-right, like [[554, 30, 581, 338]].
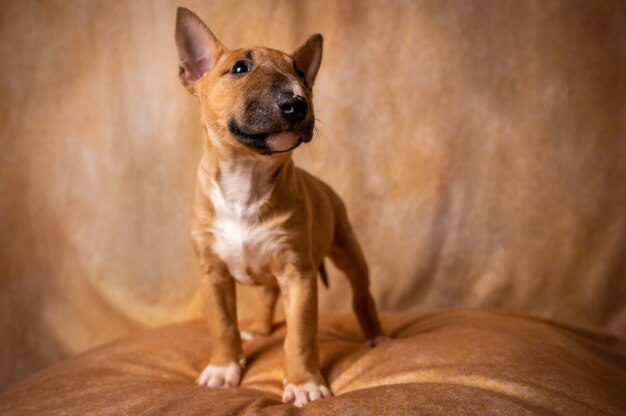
[[175, 7, 386, 407]]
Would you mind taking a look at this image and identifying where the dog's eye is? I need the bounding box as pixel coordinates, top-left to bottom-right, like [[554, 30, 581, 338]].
[[295, 68, 305, 80], [231, 61, 251, 75]]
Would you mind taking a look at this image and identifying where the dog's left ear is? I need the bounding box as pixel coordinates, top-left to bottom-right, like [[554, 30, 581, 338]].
[[292, 34, 323, 87]]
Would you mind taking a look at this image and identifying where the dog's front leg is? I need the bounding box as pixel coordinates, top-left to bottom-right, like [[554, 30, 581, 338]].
[[279, 267, 332, 407], [196, 265, 245, 388]]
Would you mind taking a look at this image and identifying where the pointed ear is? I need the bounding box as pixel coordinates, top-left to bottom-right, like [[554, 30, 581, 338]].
[[292, 34, 323, 86], [175, 7, 225, 91]]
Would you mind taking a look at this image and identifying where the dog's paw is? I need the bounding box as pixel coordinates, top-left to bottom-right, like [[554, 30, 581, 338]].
[[367, 335, 390, 347], [197, 359, 245, 388], [282, 381, 332, 407], [240, 330, 267, 342]]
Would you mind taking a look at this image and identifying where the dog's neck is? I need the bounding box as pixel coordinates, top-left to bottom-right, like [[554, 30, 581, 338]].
[[214, 157, 275, 213], [200, 126, 295, 215]]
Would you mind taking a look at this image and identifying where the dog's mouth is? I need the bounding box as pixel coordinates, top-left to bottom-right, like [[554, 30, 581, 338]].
[[228, 119, 306, 155]]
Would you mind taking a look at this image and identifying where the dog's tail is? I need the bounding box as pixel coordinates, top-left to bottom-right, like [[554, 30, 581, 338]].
[[318, 261, 329, 288]]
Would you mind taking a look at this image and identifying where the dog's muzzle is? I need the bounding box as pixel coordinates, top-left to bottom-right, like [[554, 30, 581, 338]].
[[228, 92, 313, 155], [228, 119, 304, 155]]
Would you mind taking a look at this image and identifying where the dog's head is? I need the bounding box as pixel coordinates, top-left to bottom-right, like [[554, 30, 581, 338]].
[[175, 8, 322, 156]]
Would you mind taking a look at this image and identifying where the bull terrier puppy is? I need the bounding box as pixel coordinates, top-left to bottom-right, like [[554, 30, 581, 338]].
[[175, 7, 386, 407]]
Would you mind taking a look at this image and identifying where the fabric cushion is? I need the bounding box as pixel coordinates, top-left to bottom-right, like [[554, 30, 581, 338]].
[[1, 309, 625, 415], [3, 2, 626, 392]]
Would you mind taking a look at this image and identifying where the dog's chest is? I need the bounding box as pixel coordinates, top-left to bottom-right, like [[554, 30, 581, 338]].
[[209, 159, 287, 285]]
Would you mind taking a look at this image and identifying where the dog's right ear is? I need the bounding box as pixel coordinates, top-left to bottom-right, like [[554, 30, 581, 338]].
[[175, 7, 225, 92]]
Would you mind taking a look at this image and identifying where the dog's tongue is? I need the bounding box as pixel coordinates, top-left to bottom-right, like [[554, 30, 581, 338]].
[[267, 131, 299, 153]]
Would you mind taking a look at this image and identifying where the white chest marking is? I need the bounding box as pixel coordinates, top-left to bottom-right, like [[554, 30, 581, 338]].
[[209, 158, 288, 285]]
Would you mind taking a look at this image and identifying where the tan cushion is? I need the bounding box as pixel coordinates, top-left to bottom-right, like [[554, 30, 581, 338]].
[[2, 0, 626, 391], [1, 309, 625, 415]]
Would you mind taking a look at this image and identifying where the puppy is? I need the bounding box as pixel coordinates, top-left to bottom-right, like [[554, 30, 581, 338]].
[[175, 7, 386, 407]]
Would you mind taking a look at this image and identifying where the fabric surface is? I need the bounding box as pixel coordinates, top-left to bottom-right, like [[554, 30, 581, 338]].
[[1, 0, 626, 390], [1, 310, 625, 415]]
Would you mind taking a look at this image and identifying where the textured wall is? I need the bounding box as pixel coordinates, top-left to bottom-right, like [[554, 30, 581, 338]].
[[1, 0, 625, 390]]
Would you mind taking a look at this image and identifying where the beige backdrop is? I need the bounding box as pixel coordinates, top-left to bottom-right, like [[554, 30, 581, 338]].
[[1, 0, 625, 390]]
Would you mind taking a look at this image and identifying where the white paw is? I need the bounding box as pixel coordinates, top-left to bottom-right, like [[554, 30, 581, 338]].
[[197, 359, 246, 388], [367, 335, 389, 347], [282, 381, 332, 407], [240, 330, 262, 342]]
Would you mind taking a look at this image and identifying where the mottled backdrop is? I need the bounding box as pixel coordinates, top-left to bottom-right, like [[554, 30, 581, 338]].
[[1, 0, 625, 390]]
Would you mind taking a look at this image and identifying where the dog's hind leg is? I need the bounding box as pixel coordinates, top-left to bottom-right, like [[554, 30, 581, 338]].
[[329, 214, 386, 344], [240, 285, 279, 341]]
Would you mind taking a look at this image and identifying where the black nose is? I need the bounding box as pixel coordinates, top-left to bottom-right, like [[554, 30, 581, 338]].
[[277, 93, 308, 123]]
